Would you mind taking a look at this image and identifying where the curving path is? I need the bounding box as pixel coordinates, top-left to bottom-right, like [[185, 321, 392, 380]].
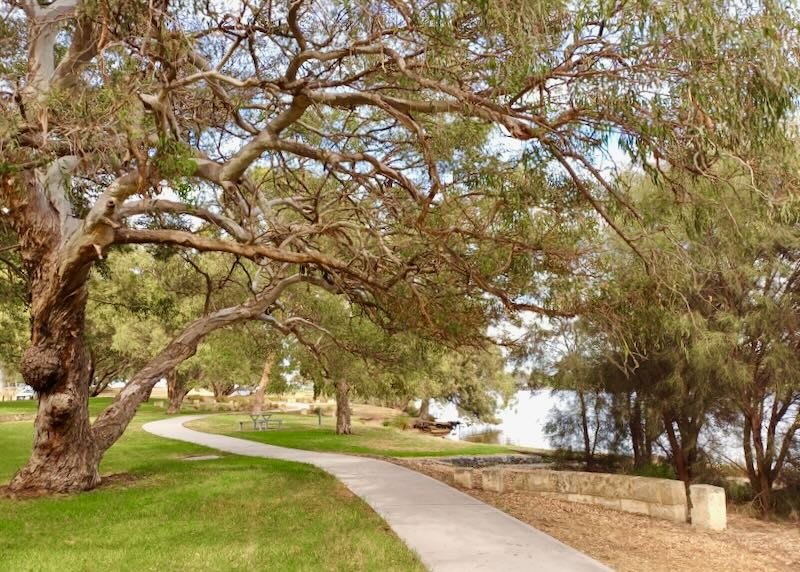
[[143, 416, 611, 572]]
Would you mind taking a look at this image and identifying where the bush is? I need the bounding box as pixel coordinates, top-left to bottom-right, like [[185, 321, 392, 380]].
[[772, 467, 800, 520], [723, 479, 753, 504], [386, 414, 413, 430], [630, 463, 677, 480]]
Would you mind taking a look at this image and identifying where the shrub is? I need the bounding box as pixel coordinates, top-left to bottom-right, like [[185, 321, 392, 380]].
[[630, 463, 677, 480], [387, 414, 413, 430]]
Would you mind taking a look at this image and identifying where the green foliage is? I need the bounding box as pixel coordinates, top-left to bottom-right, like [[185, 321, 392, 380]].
[[154, 136, 198, 184], [385, 414, 414, 431], [630, 463, 677, 481]]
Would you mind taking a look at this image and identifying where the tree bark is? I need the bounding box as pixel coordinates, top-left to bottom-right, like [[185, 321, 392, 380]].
[[8, 249, 99, 494], [577, 390, 594, 470], [166, 370, 189, 414], [335, 379, 352, 435], [9, 352, 99, 494], [629, 393, 650, 469], [663, 413, 699, 488], [418, 397, 433, 421], [252, 353, 275, 415]]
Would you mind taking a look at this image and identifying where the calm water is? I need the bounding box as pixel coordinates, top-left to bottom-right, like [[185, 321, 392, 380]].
[[429, 389, 564, 450], [428, 389, 742, 460]]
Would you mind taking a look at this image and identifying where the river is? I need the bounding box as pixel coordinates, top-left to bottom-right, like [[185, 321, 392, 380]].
[[427, 389, 743, 461]]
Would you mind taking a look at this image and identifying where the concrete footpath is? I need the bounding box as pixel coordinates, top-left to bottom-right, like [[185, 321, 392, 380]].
[[143, 416, 611, 572]]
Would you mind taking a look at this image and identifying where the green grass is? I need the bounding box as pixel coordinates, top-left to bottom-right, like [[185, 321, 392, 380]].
[[187, 412, 514, 458], [0, 400, 424, 572]]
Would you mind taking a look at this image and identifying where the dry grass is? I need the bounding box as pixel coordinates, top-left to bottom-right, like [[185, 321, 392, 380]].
[[399, 460, 800, 572]]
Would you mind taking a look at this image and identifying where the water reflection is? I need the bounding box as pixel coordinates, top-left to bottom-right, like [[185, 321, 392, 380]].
[[429, 389, 563, 450], [460, 428, 504, 444], [428, 388, 742, 460]]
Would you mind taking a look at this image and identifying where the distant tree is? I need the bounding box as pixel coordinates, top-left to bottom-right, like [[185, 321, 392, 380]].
[[549, 159, 800, 501]]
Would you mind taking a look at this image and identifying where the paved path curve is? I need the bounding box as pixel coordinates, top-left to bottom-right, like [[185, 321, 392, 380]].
[[143, 416, 611, 572]]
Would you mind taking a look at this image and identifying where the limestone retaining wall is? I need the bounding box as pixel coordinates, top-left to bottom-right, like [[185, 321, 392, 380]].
[[449, 466, 689, 523], [511, 469, 688, 523], [438, 464, 727, 529]]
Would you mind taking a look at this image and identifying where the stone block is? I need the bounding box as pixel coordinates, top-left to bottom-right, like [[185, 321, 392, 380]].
[[649, 503, 688, 523], [565, 493, 594, 505], [590, 495, 622, 511], [690, 485, 726, 531], [453, 468, 474, 489], [504, 468, 530, 490], [525, 470, 560, 493], [630, 477, 658, 503], [569, 472, 601, 496], [578, 473, 634, 499], [657, 480, 689, 506], [619, 498, 651, 516], [482, 468, 505, 492]]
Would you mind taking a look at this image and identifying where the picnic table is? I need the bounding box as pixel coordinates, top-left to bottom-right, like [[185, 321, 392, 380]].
[[239, 413, 283, 431]]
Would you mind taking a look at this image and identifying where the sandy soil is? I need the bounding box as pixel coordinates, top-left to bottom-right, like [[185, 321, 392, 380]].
[[398, 460, 800, 572]]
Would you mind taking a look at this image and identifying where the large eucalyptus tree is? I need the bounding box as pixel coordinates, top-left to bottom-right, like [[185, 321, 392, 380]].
[[0, 0, 794, 493]]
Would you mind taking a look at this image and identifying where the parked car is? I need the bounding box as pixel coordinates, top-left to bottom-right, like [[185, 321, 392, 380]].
[[230, 387, 253, 397], [14, 385, 35, 400]]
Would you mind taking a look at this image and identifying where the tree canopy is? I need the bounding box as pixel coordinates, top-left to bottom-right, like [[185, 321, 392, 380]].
[[0, 0, 797, 495]]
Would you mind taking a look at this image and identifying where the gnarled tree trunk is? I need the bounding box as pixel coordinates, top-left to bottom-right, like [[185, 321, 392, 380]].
[[335, 379, 352, 435], [6, 162, 102, 494], [10, 310, 100, 494], [8, 268, 100, 492]]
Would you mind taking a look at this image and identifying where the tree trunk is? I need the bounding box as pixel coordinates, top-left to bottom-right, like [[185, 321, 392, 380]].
[[629, 393, 647, 469], [418, 397, 432, 421], [9, 364, 100, 494], [211, 381, 235, 399], [8, 262, 100, 494], [166, 370, 189, 414], [396, 395, 411, 413], [252, 353, 275, 415], [5, 157, 115, 494], [335, 379, 352, 435], [577, 390, 594, 470], [744, 410, 776, 515], [663, 414, 697, 488]]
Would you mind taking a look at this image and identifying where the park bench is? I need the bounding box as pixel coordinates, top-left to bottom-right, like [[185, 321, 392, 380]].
[[239, 413, 283, 431]]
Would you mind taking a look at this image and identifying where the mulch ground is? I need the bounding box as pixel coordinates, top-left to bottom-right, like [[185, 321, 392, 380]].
[[396, 459, 800, 572]]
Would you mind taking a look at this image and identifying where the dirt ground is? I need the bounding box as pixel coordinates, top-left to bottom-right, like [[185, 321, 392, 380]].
[[349, 403, 403, 425], [398, 460, 800, 572]]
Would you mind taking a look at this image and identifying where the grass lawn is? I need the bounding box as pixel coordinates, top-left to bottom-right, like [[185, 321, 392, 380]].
[[0, 399, 424, 572], [186, 411, 515, 458]]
